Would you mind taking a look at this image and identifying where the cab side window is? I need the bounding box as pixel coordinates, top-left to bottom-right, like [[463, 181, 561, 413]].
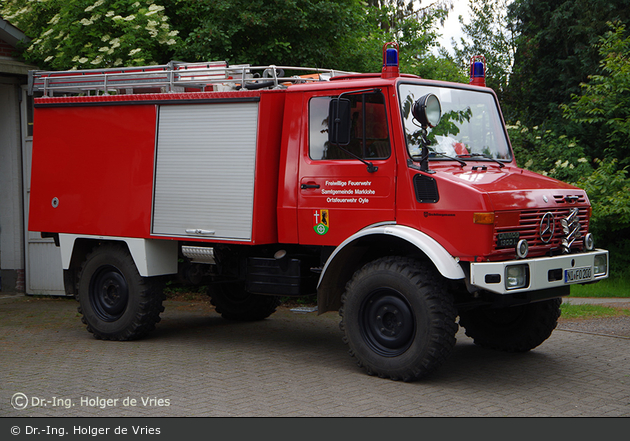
[[309, 92, 390, 160]]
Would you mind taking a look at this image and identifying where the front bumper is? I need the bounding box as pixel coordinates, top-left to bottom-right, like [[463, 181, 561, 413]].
[[469, 249, 609, 295]]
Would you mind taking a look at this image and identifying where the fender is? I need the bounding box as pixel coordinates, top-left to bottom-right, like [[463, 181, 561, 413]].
[[59, 234, 178, 277], [316, 224, 465, 314]]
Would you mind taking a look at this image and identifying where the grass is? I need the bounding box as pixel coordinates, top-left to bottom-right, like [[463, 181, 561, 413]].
[[569, 272, 630, 298], [560, 303, 630, 320]]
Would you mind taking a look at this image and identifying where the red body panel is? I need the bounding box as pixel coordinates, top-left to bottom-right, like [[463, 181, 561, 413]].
[[295, 86, 396, 246], [276, 91, 303, 244], [276, 83, 403, 245], [395, 163, 496, 261], [249, 92, 286, 244], [29, 104, 157, 238], [29, 91, 286, 245]]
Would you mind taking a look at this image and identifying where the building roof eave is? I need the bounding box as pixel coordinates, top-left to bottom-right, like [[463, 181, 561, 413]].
[[0, 16, 30, 47]]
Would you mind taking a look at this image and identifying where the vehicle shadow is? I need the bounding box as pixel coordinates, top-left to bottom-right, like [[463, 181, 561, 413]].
[[147, 304, 575, 388]]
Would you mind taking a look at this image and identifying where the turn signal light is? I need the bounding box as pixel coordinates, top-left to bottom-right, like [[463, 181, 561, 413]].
[[473, 212, 495, 225]]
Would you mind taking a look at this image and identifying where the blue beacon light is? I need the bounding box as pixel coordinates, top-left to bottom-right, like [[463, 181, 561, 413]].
[[381, 42, 400, 78], [469, 55, 486, 87], [385, 48, 398, 66]]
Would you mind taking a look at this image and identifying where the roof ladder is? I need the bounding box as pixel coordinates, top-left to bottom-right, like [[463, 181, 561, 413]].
[[28, 60, 353, 96]]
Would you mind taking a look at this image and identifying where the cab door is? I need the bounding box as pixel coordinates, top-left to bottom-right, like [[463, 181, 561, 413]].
[[297, 90, 396, 245]]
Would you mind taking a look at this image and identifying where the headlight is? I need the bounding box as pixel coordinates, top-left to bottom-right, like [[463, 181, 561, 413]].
[[413, 93, 442, 128], [594, 254, 608, 276], [505, 264, 530, 290]]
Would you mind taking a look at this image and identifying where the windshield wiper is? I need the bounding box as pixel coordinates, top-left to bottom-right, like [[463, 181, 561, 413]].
[[458, 153, 505, 168], [416, 151, 467, 167]]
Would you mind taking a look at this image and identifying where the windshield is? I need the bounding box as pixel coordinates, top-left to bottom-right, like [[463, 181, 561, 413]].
[[399, 83, 512, 161]]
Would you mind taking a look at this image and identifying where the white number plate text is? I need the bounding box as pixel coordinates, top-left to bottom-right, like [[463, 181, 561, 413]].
[[565, 266, 593, 284]]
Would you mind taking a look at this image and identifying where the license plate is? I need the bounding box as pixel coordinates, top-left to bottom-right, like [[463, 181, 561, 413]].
[[564, 266, 593, 284], [497, 232, 520, 248]]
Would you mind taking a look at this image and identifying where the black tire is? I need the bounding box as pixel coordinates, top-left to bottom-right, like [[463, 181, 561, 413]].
[[209, 283, 280, 321], [339, 257, 458, 381], [77, 243, 165, 341], [458, 298, 561, 352]]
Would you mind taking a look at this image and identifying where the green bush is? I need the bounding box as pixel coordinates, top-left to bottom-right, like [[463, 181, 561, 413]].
[[508, 123, 593, 182], [508, 125, 630, 278]]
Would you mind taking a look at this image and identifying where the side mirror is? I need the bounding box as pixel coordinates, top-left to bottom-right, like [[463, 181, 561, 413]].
[[328, 98, 352, 146], [412, 93, 441, 128]]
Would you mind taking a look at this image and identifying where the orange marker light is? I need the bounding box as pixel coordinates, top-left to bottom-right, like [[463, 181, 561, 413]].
[[473, 212, 495, 225]]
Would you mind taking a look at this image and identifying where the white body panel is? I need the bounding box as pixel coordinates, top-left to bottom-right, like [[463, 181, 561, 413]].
[[59, 234, 177, 277], [470, 249, 609, 294], [319, 223, 466, 286]]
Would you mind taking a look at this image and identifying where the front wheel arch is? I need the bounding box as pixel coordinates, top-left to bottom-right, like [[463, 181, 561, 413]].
[[317, 225, 464, 314]]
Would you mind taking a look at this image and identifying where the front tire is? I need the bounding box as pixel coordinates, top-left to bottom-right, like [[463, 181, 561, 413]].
[[77, 243, 164, 341], [340, 257, 458, 381], [458, 298, 561, 352]]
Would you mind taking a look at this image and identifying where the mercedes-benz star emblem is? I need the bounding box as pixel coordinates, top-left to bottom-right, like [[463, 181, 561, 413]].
[[539, 212, 555, 243]]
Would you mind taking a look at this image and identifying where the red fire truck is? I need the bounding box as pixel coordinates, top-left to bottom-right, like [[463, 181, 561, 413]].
[[28, 43, 609, 381]]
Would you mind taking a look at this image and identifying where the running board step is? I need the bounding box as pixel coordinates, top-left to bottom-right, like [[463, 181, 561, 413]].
[[290, 306, 318, 314], [181, 246, 216, 264]]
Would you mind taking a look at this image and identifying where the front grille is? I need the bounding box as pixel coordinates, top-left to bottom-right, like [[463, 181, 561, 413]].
[[492, 207, 589, 257], [553, 194, 586, 204]]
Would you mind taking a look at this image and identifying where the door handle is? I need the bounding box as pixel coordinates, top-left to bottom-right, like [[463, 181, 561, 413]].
[[301, 183, 320, 189], [185, 229, 216, 235]]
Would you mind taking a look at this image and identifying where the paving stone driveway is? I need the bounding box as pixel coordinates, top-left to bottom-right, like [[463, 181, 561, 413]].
[[1, 294, 628, 417]]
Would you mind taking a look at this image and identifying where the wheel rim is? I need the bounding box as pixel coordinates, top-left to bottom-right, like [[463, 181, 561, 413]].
[[359, 288, 415, 357], [89, 265, 129, 322]]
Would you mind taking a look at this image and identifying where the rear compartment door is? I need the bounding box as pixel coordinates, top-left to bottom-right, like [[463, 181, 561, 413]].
[[297, 91, 396, 245], [152, 101, 259, 241]]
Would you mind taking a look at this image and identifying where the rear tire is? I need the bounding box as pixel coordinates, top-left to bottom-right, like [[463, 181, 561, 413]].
[[209, 282, 280, 321], [458, 298, 561, 352], [77, 243, 164, 341], [340, 257, 457, 381]]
